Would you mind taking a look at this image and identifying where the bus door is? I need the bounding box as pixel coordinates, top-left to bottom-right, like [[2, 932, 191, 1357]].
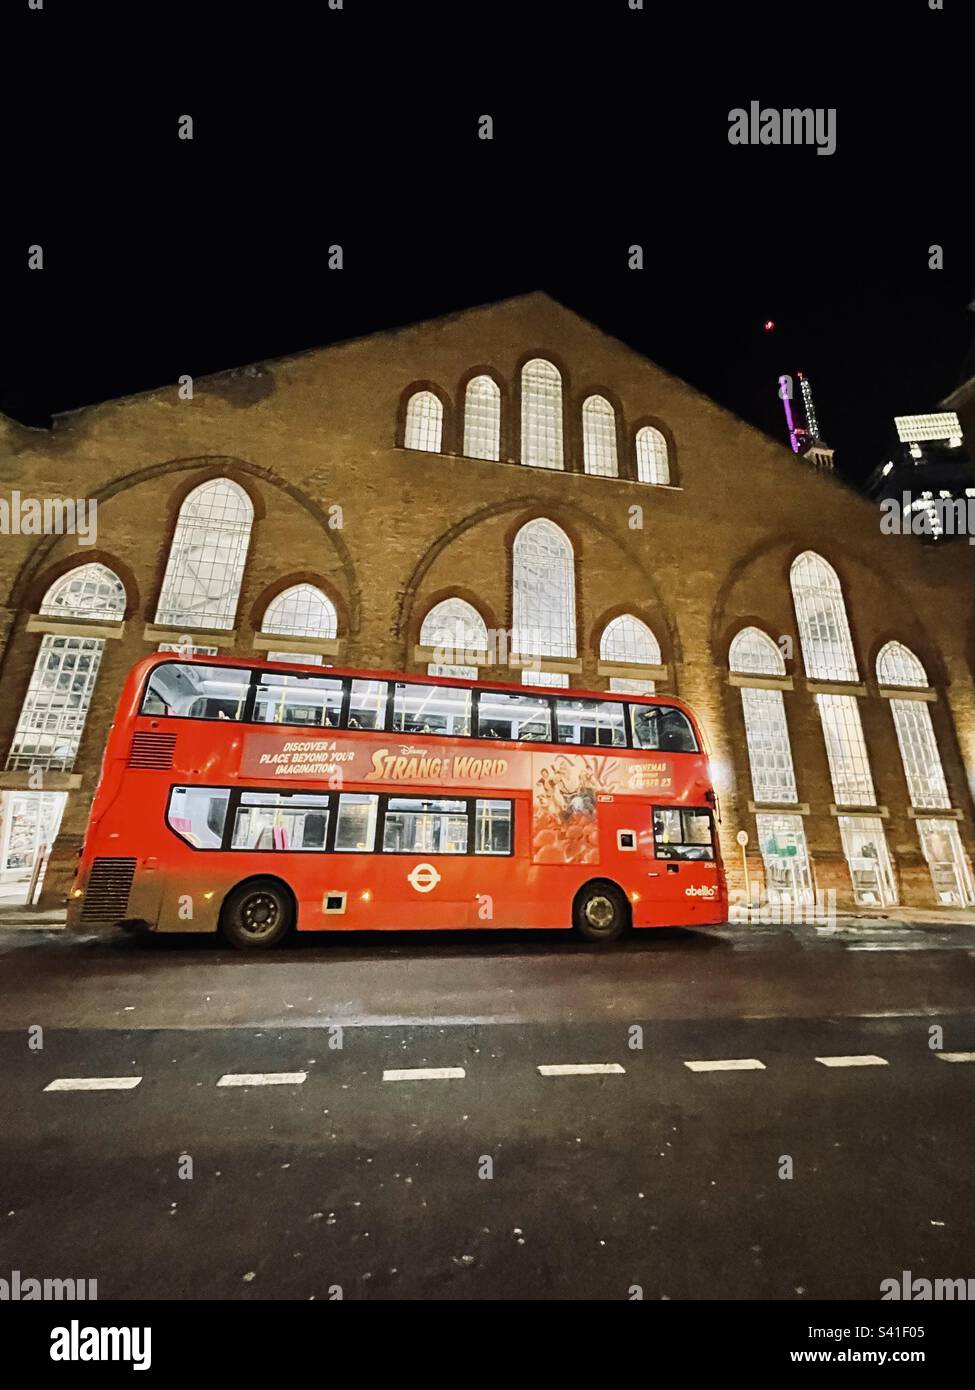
[[648, 805, 721, 923]]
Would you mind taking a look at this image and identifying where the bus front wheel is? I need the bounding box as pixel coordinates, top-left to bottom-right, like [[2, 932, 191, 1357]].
[[573, 881, 629, 943], [220, 879, 294, 950]]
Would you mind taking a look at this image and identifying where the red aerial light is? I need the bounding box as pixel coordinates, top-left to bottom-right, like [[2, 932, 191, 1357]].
[[763, 320, 775, 332]]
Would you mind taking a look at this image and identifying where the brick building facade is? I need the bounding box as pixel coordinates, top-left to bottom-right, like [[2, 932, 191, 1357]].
[[2, 292, 974, 914]]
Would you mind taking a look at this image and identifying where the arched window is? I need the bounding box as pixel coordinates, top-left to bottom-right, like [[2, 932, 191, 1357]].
[[790, 551, 858, 681], [582, 395, 619, 478], [729, 628, 797, 804], [404, 390, 444, 453], [729, 627, 786, 677], [635, 426, 670, 485], [729, 626, 812, 903], [6, 564, 126, 773], [155, 479, 254, 631], [512, 519, 576, 658], [520, 359, 563, 470], [877, 640, 928, 689], [874, 644, 948, 810], [262, 585, 337, 641], [463, 376, 501, 461], [420, 597, 489, 680], [601, 614, 660, 693]]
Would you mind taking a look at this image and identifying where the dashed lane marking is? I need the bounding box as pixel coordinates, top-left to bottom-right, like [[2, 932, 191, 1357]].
[[216, 1072, 307, 1087], [44, 1077, 142, 1092], [935, 1051, 975, 1063], [815, 1055, 888, 1068], [537, 1063, 626, 1077], [382, 1067, 466, 1082], [684, 1058, 766, 1072]]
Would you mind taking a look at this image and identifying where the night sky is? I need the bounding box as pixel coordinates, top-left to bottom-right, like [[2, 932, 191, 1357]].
[[3, 0, 972, 487]]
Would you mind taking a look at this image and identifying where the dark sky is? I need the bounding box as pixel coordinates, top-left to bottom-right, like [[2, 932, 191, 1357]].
[[3, 0, 972, 487]]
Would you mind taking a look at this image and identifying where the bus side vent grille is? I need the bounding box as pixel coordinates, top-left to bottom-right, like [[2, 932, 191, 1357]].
[[81, 857, 137, 923], [128, 732, 177, 769]]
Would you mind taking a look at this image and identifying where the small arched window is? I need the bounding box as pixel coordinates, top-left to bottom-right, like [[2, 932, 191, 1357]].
[[876, 640, 928, 688], [512, 518, 576, 658], [520, 359, 563, 470], [155, 479, 254, 631], [601, 613, 660, 694], [635, 426, 670, 485], [262, 585, 338, 641], [582, 395, 619, 478], [421, 597, 489, 680], [729, 627, 786, 677], [463, 376, 501, 461], [404, 390, 444, 452]]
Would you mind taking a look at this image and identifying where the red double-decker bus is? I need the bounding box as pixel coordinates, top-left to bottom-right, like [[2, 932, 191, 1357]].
[[68, 654, 727, 948]]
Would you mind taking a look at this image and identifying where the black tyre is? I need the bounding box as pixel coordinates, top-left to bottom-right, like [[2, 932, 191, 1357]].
[[220, 879, 294, 950], [573, 880, 628, 943]]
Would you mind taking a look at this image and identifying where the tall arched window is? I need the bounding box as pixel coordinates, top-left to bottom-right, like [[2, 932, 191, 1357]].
[[512, 519, 576, 658], [635, 426, 670, 485], [6, 564, 126, 773], [875, 642, 974, 905], [155, 479, 254, 631], [790, 551, 858, 682], [729, 626, 811, 902], [729, 628, 797, 804], [601, 614, 660, 693], [463, 376, 501, 461], [520, 359, 563, 470], [420, 597, 489, 680], [404, 390, 444, 452], [582, 395, 619, 477]]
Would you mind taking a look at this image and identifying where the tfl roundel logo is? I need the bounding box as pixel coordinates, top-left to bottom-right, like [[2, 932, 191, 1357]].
[[407, 862, 442, 894]]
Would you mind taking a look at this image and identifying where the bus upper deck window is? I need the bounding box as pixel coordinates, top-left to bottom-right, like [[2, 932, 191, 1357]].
[[477, 691, 551, 743], [555, 698, 625, 747], [630, 704, 698, 752], [254, 673, 344, 728], [348, 680, 387, 730], [141, 663, 250, 720], [392, 683, 471, 738]]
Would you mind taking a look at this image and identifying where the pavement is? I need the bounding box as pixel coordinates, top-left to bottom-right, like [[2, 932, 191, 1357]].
[[1, 918, 973, 1300]]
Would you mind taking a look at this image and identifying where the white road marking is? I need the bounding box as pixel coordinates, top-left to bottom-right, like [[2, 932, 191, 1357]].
[[936, 1051, 975, 1063], [44, 1077, 142, 1092], [537, 1063, 626, 1077], [815, 1055, 888, 1068], [216, 1072, 307, 1087], [382, 1067, 465, 1082], [684, 1058, 766, 1072]]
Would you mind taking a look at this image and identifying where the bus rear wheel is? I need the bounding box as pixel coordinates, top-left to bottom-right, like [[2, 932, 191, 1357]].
[[220, 879, 294, 950], [573, 881, 628, 943]]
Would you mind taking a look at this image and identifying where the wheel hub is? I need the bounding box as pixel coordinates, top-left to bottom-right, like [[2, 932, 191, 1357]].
[[585, 895, 615, 929]]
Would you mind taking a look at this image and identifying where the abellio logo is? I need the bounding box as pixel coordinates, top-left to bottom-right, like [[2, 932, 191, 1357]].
[[684, 885, 717, 898]]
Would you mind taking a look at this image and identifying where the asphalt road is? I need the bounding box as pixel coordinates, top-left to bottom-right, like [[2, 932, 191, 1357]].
[[1, 920, 973, 1300]]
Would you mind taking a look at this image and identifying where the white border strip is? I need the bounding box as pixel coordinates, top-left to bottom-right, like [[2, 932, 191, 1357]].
[[684, 1058, 766, 1072], [44, 1077, 142, 1092], [383, 1067, 465, 1082], [217, 1072, 307, 1087], [815, 1055, 888, 1068], [537, 1063, 626, 1077]]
